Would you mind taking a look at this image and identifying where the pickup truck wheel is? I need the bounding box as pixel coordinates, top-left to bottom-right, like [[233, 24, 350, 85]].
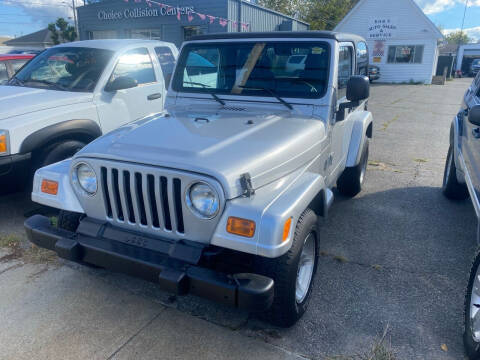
[[464, 250, 480, 359], [36, 140, 86, 169], [442, 145, 469, 200], [253, 208, 319, 327], [337, 139, 369, 197], [57, 210, 83, 232]]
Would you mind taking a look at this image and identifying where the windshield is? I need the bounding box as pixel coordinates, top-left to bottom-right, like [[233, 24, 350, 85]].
[[10, 47, 114, 92], [172, 41, 330, 99], [473, 59, 480, 66]]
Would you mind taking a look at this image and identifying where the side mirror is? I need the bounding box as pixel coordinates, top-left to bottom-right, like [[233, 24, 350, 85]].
[[105, 76, 138, 93], [469, 105, 480, 127], [346, 75, 370, 102]]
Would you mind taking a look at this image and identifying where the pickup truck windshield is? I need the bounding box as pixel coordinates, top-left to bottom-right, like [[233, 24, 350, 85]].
[[172, 41, 330, 99], [10, 47, 114, 92]]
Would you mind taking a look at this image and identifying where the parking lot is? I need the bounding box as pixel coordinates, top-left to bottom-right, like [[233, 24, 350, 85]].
[[0, 78, 475, 360]]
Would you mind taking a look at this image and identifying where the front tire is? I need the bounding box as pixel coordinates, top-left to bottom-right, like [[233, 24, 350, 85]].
[[337, 139, 369, 197], [254, 208, 319, 327], [464, 251, 480, 359], [442, 145, 468, 200]]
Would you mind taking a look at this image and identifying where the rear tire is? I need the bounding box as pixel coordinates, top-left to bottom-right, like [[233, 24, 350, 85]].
[[464, 250, 480, 359], [442, 146, 468, 200], [337, 139, 369, 197], [254, 208, 319, 327]]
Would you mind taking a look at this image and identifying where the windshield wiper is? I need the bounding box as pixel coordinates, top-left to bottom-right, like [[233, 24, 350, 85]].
[[239, 85, 293, 110], [24, 79, 68, 91], [8, 76, 25, 86], [183, 81, 225, 105]]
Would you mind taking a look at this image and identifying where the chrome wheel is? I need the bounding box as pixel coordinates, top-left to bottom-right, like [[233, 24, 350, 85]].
[[359, 154, 367, 185], [470, 264, 480, 342], [295, 232, 316, 304]]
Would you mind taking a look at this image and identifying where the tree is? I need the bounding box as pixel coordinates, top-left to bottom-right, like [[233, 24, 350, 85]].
[[444, 30, 471, 45], [48, 18, 77, 45], [257, 0, 301, 17], [303, 0, 359, 30]]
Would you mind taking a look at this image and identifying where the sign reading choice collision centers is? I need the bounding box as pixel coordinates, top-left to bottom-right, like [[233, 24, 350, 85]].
[[98, 6, 194, 20]]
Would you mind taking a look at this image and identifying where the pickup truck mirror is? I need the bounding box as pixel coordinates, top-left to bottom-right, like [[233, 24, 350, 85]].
[[347, 75, 370, 102], [469, 105, 480, 127], [105, 76, 138, 93]]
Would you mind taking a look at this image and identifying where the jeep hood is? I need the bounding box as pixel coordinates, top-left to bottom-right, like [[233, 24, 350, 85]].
[[0, 86, 92, 120], [78, 108, 327, 199]]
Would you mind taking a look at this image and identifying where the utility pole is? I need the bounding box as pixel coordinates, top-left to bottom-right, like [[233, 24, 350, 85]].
[[72, 0, 78, 39], [460, 0, 468, 44]]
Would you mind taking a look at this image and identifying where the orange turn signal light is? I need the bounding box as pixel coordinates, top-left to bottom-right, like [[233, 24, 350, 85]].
[[227, 217, 255, 238], [41, 179, 59, 195], [0, 134, 7, 153], [282, 217, 293, 242]]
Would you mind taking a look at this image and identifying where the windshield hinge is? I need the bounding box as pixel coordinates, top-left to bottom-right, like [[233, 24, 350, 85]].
[[240, 173, 255, 197]]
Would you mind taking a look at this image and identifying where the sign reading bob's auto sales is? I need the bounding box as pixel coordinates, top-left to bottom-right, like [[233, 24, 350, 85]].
[[368, 18, 397, 40]]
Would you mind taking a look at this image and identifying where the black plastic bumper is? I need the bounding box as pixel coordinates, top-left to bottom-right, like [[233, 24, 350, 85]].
[[24, 215, 274, 312]]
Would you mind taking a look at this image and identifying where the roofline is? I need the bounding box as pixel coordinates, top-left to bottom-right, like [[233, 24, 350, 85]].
[[190, 31, 366, 43], [334, 0, 443, 40]]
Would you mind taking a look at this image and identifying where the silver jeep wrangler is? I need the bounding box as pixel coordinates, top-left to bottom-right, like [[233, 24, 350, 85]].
[[25, 31, 373, 327]]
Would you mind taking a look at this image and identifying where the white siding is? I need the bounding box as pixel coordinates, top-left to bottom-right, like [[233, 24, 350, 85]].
[[335, 0, 441, 84]]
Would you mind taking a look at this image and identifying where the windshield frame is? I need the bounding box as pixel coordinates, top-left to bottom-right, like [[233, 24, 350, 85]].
[[9, 46, 115, 93], [171, 40, 331, 101]]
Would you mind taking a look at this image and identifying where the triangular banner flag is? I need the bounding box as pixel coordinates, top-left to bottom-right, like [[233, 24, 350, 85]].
[[197, 13, 206, 20], [207, 15, 215, 24]]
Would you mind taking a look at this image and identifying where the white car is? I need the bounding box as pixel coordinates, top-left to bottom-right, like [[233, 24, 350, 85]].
[[0, 39, 177, 190]]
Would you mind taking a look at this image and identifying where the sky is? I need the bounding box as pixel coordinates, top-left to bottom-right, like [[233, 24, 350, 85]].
[[0, 0, 479, 41]]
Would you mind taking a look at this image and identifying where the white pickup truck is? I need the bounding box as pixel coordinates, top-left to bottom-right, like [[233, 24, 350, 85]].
[[0, 39, 177, 191]]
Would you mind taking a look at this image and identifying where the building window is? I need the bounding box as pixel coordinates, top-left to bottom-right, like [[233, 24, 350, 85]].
[[183, 26, 203, 41], [387, 45, 424, 64], [338, 45, 353, 99], [127, 29, 162, 40], [109, 47, 156, 85], [91, 30, 118, 39]]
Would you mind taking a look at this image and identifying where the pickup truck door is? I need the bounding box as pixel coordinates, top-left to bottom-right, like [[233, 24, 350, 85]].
[[330, 43, 356, 180], [462, 75, 480, 194], [94, 47, 166, 134]]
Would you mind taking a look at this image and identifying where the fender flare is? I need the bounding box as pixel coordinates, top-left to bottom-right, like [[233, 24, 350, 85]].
[[19, 119, 102, 154], [345, 111, 373, 168]]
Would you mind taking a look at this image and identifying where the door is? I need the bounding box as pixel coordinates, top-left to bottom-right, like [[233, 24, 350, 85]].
[[462, 75, 480, 194], [0, 62, 8, 84], [330, 43, 356, 180], [95, 47, 165, 133]]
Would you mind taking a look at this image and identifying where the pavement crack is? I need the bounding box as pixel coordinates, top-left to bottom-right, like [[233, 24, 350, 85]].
[[0, 263, 23, 275], [105, 309, 166, 360]]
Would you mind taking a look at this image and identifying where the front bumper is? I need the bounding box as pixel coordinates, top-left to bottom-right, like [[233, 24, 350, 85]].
[[24, 215, 274, 312]]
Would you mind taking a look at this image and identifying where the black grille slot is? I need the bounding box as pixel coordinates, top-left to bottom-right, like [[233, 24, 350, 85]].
[[147, 174, 160, 228], [173, 178, 184, 233], [160, 176, 172, 230], [135, 172, 147, 226], [124, 171, 135, 223], [112, 169, 123, 221], [101, 167, 112, 218]]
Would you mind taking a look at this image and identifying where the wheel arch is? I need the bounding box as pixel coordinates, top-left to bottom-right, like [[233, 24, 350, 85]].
[[346, 111, 373, 167], [19, 119, 102, 155]]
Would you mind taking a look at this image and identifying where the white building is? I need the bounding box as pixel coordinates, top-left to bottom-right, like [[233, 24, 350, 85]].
[[334, 0, 443, 84]]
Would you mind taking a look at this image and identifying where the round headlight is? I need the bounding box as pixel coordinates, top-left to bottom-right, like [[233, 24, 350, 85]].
[[186, 182, 219, 219], [73, 163, 97, 195]]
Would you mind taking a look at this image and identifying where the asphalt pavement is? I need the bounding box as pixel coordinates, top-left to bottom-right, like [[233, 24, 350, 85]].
[[0, 78, 475, 359]]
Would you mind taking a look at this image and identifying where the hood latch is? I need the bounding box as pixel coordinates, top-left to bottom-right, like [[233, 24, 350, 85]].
[[240, 173, 255, 197]]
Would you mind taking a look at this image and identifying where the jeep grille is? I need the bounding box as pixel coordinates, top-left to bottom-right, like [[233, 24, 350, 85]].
[[101, 167, 185, 233], [74, 159, 224, 243]]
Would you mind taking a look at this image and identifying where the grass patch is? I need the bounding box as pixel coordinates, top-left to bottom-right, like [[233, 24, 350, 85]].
[[0, 234, 21, 249], [0, 233, 57, 265], [381, 116, 399, 131], [326, 327, 396, 360], [413, 158, 428, 163], [50, 216, 58, 228], [333, 255, 348, 263]]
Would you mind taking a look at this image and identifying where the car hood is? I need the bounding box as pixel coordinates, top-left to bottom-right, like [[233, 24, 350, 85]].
[[0, 86, 93, 120], [78, 107, 327, 199]]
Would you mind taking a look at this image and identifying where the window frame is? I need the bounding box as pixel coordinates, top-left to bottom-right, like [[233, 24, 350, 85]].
[[107, 47, 157, 89], [337, 42, 355, 99], [0, 61, 8, 83], [154, 46, 177, 87], [171, 41, 332, 100], [387, 45, 424, 64]]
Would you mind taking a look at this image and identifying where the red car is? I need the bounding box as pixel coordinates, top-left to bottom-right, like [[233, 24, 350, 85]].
[[0, 54, 35, 84]]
